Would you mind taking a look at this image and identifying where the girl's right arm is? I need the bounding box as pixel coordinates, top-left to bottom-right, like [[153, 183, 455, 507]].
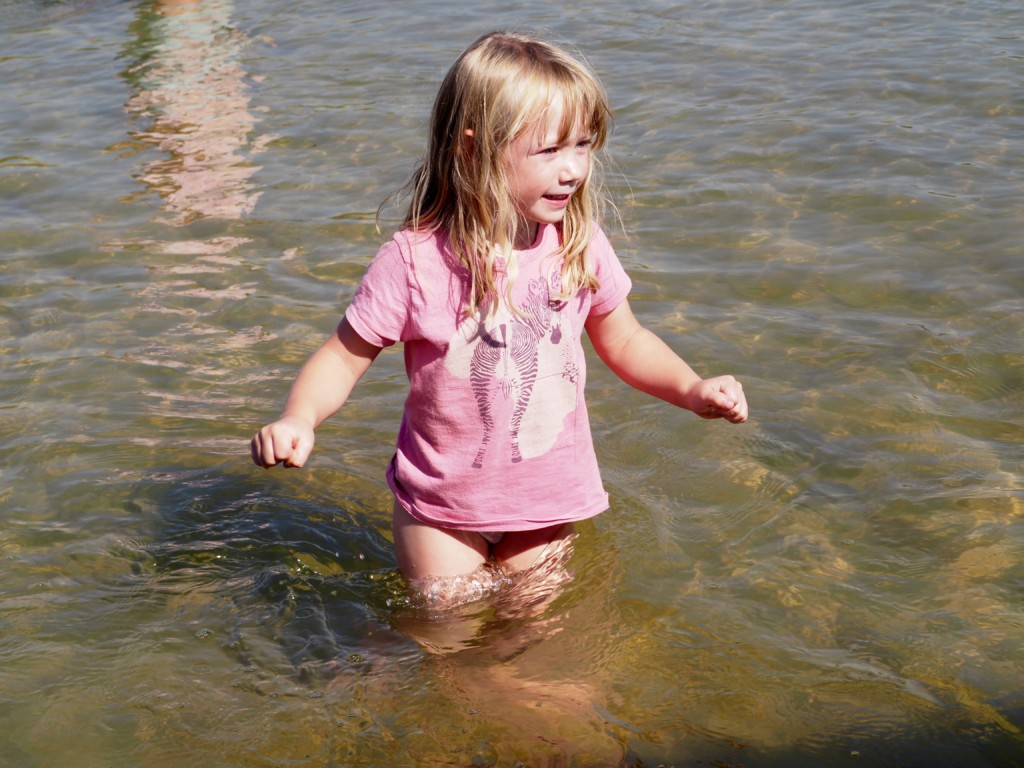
[[251, 317, 382, 468]]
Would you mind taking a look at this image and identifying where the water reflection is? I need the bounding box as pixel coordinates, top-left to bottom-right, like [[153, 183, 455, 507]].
[[120, 0, 270, 228]]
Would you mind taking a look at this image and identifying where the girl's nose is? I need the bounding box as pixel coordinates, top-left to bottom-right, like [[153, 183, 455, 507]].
[[560, 155, 584, 183]]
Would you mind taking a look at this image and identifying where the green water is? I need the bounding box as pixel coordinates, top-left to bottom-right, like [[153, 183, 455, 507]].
[[1, 0, 1022, 765]]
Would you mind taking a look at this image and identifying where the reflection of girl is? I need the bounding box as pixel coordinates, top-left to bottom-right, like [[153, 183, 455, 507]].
[[252, 32, 748, 607], [124, 0, 263, 224]]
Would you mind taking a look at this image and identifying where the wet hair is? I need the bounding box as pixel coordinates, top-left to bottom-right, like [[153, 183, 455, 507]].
[[401, 31, 612, 314]]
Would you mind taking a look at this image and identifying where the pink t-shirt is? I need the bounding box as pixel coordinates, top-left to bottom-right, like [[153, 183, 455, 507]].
[[345, 223, 631, 532]]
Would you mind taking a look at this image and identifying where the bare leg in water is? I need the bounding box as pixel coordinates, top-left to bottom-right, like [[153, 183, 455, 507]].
[[391, 500, 575, 610], [389, 503, 625, 763]]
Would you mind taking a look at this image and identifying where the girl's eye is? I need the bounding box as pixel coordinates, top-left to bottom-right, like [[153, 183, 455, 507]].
[[536, 138, 591, 155]]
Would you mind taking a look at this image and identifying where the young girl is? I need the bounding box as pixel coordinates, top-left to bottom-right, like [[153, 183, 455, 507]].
[[251, 31, 748, 604]]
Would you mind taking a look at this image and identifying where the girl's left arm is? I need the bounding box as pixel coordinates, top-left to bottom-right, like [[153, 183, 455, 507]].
[[584, 299, 748, 423]]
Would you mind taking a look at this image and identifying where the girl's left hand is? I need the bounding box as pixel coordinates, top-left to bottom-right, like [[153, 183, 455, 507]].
[[686, 375, 748, 423]]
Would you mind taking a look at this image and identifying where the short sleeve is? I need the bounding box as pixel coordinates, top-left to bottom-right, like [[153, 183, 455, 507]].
[[345, 237, 411, 347], [587, 227, 632, 316]]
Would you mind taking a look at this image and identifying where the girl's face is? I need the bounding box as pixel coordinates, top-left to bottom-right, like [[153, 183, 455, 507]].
[[506, 94, 592, 249]]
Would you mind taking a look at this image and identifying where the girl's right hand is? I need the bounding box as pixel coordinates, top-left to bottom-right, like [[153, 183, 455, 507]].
[[251, 415, 316, 468]]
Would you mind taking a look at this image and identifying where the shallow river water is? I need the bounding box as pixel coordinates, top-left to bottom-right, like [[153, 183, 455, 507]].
[[1, 0, 1022, 766]]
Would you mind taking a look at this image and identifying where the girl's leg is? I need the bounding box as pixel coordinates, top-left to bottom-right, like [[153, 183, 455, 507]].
[[392, 501, 488, 581], [493, 522, 575, 572]]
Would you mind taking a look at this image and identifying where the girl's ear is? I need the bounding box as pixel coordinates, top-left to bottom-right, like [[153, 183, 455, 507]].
[[457, 128, 476, 168]]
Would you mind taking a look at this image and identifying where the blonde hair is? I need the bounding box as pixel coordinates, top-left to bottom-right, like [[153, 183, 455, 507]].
[[401, 31, 612, 314]]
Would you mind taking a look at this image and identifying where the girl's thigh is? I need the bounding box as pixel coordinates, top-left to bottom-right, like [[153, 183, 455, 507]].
[[493, 521, 575, 572], [391, 500, 488, 580]]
